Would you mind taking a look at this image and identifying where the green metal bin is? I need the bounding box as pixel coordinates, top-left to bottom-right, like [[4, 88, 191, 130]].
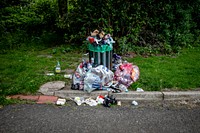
[[88, 44, 113, 70]]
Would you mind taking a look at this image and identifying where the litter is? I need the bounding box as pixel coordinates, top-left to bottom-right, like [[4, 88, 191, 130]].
[[64, 74, 72, 79], [85, 98, 98, 106], [46, 73, 55, 76], [71, 60, 139, 93], [84, 71, 102, 93], [56, 98, 66, 105], [106, 81, 127, 92], [71, 97, 98, 106], [55, 61, 61, 73], [91, 65, 114, 86], [71, 61, 87, 90], [73, 97, 85, 106], [87, 30, 115, 70], [136, 88, 144, 92], [71, 94, 119, 107], [112, 53, 122, 71], [87, 30, 115, 47], [119, 84, 128, 92], [103, 95, 117, 107], [96, 95, 105, 104], [132, 100, 138, 106], [114, 61, 140, 92], [83, 53, 89, 56], [70, 28, 140, 96], [83, 65, 114, 93], [117, 101, 122, 106]]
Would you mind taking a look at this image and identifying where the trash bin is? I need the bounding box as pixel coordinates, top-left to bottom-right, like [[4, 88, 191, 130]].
[[88, 43, 113, 70]]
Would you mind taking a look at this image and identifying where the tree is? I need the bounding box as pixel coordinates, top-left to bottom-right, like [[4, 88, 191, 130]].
[[58, 0, 68, 21]]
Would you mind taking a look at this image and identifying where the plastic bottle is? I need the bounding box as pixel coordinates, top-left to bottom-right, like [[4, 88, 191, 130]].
[[119, 84, 128, 92], [91, 57, 94, 67], [82, 59, 87, 71], [55, 61, 61, 73], [132, 101, 138, 106], [87, 63, 92, 71]]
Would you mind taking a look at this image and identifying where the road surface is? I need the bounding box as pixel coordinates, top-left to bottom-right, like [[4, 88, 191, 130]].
[[0, 100, 200, 133]]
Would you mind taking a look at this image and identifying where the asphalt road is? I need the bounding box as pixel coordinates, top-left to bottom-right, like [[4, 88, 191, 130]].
[[0, 100, 200, 133]]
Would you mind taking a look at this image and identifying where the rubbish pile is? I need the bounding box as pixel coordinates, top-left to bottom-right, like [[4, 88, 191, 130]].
[[41, 30, 142, 107], [71, 29, 140, 93], [71, 93, 118, 107], [71, 61, 139, 93], [86, 29, 115, 47]]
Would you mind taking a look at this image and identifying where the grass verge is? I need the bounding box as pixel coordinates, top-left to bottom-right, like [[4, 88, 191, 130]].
[[1, 46, 200, 105], [129, 46, 200, 91], [0, 46, 82, 105]]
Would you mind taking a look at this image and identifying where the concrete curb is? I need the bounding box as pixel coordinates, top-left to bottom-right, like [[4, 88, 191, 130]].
[[9, 91, 200, 103], [54, 90, 163, 101], [53, 90, 200, 101], [163, 91, 200, 100]]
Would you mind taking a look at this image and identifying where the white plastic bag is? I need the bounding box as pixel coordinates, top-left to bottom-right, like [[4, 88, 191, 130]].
[[91, 65, 114, 86], [72, 63, 87, 90], [84, 65, 114, 93], [84, 72, 102, 93]]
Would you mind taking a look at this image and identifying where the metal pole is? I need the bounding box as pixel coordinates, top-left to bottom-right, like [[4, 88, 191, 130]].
[[106, 51, 111, 70], [94, 52, 98, 65], [89, 51, 93, 62], [102, 52, 106, 66], [110, 50, 113, 70], [98, 52, 101, 65]]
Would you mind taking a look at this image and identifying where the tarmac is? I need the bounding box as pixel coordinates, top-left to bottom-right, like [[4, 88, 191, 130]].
[[1, 101, 200, 133]]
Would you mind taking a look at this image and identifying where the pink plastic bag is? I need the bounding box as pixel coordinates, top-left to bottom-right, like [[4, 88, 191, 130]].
[[114, 62, 140, 87]]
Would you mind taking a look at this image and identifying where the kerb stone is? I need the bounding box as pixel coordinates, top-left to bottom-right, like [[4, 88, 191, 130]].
[[38, 81, 65, 95]]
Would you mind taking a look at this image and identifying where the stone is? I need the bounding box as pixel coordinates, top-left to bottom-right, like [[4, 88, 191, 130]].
[[38, 81, 66, 95]]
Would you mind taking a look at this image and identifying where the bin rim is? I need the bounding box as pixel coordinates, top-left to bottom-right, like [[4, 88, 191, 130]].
[[88, 43, 113, 52]]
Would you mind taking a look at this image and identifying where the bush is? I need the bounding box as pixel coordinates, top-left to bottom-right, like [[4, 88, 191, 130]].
[[66, 0, 200, 54], [0, 0, 199, 53], [0, 0, 60, 50]]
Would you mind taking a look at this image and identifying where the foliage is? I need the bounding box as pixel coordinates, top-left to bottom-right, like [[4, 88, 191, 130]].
[[0, 0, 200, 53], [66, 0, 200, 54], [0, 0, 60, 50]]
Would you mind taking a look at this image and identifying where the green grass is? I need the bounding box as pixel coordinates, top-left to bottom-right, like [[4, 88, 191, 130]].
[[1, 46, 200, 105], [0, 46, 83, 105], [128, 46, 200, 91]]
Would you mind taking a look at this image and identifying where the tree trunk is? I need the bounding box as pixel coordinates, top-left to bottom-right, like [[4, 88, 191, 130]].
[[58, 0, 68, 21]]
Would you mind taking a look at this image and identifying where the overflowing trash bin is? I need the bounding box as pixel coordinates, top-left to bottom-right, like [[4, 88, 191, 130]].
[[71, 29, 140, 93], [87, 29, 115, 70]]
